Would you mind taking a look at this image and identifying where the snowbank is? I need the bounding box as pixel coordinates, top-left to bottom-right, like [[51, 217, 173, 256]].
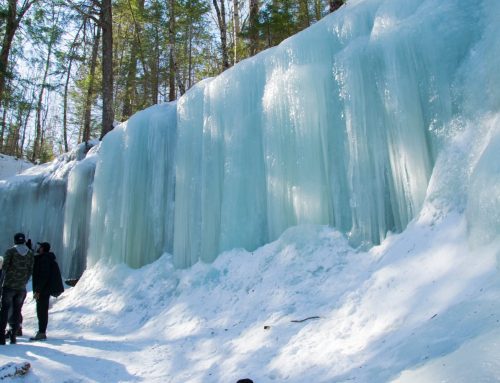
[[1, 199, 498, 382], [0, 154, 32, 180]]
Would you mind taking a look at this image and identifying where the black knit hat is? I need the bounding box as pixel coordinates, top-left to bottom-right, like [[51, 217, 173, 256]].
[[37, 242, 51, 252], [14, 233, 25, 244]]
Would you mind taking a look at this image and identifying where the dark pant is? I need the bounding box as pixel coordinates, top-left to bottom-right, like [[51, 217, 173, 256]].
[[8, 306, 22, 329], [0, 288, 27, 335], [0, 288, 21, 328], [36, 293, 50, 333]]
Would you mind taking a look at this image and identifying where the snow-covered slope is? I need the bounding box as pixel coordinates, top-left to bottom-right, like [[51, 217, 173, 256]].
[[1, 198, 498, 382], [0, 154, 32, 180]]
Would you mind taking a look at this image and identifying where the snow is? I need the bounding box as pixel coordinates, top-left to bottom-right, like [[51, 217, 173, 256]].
[[0, 142, 99, 278], [0, 201, 498, 382], [0, 154, 32, 180]]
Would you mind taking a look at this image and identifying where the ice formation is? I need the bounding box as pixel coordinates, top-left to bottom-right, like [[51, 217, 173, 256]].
[[0, 0, 499, 275]]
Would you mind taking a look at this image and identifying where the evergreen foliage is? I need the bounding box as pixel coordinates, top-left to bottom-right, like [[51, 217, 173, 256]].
[[0, 0, 344, 163]]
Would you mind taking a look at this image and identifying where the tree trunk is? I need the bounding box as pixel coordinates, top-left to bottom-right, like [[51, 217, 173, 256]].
[[0, 103, 7, 152], [39, 94, 50, 158], [0, 0, 17, 112], [232, 0, 240, 63], [32, 27, 55, 162], [122, 38, 137, 119], [329, 0, 343, 13], [100, 0, 115, 139], [83, 25, 101, 143], [168, 0, 176, 101], [0, 76, 12, 152], [213, 0, 230, 70], [20, 86, 35, 157], [13, 108, 23, 156], [249, 0, 259, 56], [299, 0, 310, 29], [0, 0, 36, 111], [188, 22, 193, 88], [123, 0, 145, 117], [150, 24, 159, 104], [314, 0, 321, 21], [62, 24, 84, 153], [175, 58, 186, 96], [62, 57, 73, 153]]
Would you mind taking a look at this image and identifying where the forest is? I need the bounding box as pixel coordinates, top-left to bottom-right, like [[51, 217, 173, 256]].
[[0, 0, 343, 163]]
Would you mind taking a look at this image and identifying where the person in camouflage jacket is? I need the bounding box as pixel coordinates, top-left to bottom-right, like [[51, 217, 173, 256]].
[[0, 233, 34, 345]]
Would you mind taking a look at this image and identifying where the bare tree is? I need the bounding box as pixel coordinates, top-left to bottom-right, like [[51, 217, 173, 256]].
[[65, 0, 115, 139], [122, 0, 145, 119], [232, 0, 240, 63], [212, 0, 230, 70], [168, 0, 185, 101], [32, 6, 61, 162], [100, 0, 114, 138], [249, 0, 259, 56], [82, 23, 101, 143], [168, 0, 176, 101], [62, 23, 84, 152], [298, 0, 310, 29]]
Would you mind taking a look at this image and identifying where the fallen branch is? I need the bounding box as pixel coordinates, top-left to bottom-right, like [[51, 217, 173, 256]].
[[291, 316, 320, 323]]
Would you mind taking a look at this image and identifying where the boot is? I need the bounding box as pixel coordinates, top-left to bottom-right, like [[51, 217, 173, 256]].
[[9, 331, 16, 344], [0, 333, 5, 345], [8, 325, 21, 336], [29, 332, 47, 341]]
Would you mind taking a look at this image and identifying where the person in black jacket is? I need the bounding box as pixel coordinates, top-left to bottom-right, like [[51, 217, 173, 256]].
[[30, 242, 55, 341]]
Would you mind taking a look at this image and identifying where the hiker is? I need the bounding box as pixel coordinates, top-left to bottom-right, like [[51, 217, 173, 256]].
[[0, 256, 23, 338], [30, 242, 59, 341], [0, 233, 34, 345]]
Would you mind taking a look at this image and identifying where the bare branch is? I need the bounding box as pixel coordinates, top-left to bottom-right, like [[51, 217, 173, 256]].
[[64, 0, 101, 25]]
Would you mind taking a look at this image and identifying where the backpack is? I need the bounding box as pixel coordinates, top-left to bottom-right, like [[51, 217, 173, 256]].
[[49, 258, 65, 298]]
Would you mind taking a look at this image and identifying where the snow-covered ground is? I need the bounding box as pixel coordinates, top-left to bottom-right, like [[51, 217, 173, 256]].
[[0, 199, 498, 382], [0, 154, 32, 180]]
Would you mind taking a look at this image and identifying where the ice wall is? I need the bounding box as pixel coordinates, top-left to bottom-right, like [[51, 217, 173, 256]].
[[0, 143, 96, 276], [62, 148, 98, 278], [170, 0, 483, 266], [85, 0, 499, 269], [3, 0, 499, 272], [86, 104, 177, 268]]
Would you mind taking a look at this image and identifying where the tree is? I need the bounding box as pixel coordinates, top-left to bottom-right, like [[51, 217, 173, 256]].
[[329, 0, 343, 13], [298, 0, 310, 29], [175, 0, 212, 89], [168, 0, 176, 100], [82, 22, 100, 143], [30, 3, 64, 162], [232, 0, 240, 63], [248, 0, 259, 56], [61, 23, 84, 152], [212, 0, 230, 70], [121, 0, 144, 119], [100, 0, 114, 138], [0, 0, 38, 111]]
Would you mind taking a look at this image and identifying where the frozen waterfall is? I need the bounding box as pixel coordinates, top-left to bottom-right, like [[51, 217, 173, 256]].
[[1, 0, 499, 275]]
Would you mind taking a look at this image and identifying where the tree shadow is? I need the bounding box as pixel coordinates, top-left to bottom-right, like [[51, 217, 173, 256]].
[[0, 338, 142, 382]]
